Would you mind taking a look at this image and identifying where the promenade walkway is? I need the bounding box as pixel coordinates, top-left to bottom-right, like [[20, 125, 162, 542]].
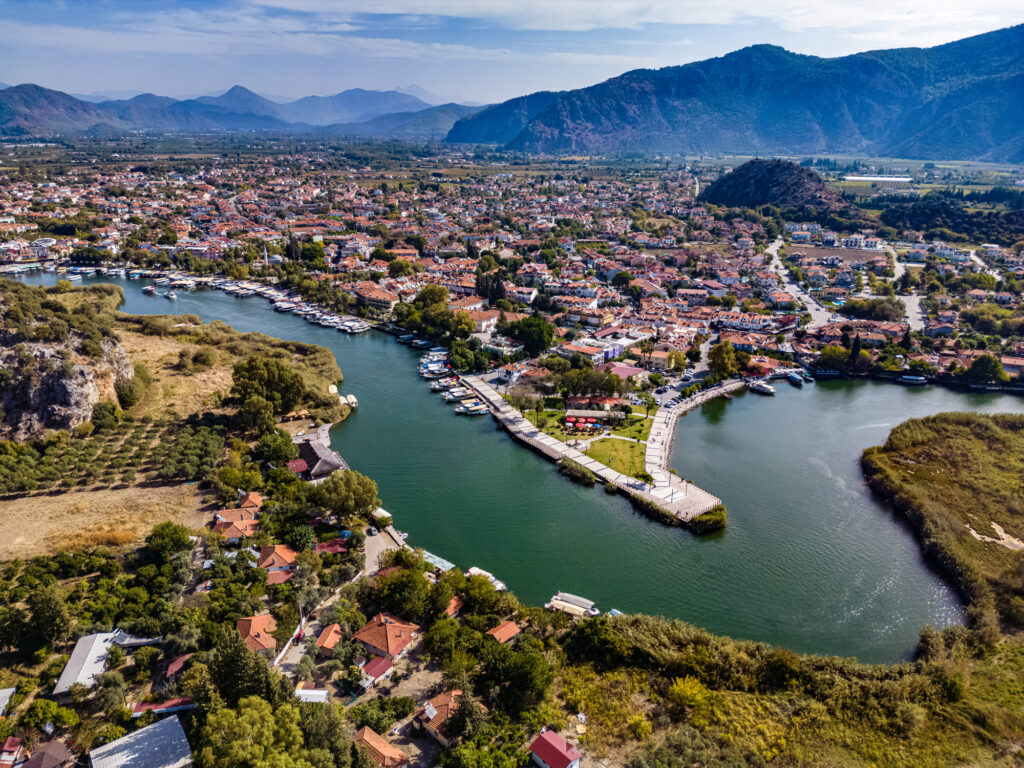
[[462, 375, 721, 522]]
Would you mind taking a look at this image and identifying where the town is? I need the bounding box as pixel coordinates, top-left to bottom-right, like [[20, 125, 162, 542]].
[[0, 139, 1023, 768]]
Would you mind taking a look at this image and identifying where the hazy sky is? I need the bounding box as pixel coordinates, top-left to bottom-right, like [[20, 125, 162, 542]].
[[0, 1, 1020, 102]]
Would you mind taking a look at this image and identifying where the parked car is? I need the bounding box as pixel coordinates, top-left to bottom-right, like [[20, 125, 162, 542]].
[[368, 526, 378, 536]]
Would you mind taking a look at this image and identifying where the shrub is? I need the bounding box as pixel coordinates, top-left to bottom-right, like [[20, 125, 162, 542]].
[[688, 505, 727, 535], [557, 458, 596, 487]]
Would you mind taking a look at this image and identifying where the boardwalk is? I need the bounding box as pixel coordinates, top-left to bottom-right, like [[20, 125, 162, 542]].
[[462, 375, 721, 522]]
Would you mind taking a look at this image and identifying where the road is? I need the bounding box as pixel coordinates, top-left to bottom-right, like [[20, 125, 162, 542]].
[[889, 254, 926, 331], [767, 237, 832, 328]]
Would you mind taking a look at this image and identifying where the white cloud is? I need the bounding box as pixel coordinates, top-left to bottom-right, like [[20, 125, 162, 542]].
[[246, 0, 1023, 37]]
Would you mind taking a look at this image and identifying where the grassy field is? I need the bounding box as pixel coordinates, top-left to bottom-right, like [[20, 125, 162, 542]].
[[862, 412, 1024, 629], [586, 438, 646, 478], [0, 482, 208, 559]]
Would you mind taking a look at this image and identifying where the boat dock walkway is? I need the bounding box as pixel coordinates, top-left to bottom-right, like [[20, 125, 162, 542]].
[[462, 375, 721, 522]]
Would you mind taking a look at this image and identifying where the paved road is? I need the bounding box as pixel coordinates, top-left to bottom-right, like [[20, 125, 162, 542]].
[[889, 255, 927, 331], [767, 238, 831, 328], [364, 529, 399, 576]]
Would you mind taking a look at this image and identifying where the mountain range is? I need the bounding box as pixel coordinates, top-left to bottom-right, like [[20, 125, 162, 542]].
[[446, 24, 1024, 162], [1, 24, 1022, 160], [0, 83, 466, 137]]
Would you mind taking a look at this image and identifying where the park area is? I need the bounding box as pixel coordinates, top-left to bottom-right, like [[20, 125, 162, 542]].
[[522, 408, 655, 479]]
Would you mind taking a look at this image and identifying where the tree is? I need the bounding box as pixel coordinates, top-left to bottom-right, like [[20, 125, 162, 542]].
[[612, 271, 633, 289], [640, 394, 657, 418], [507, 316, 555, 356], [816, 345, 850, 371], [196, 696, 312, 768], [238, 395, 276, 434], [19, 699, 79, 732], [209, 632, 290, 709], [310, 470, 380, 518], [26, 583, 75, 649], [255, 428, 300, 465], [232, 356, 305, 414], [96, 670, 127, 713], [146, 521, 192, 563], [667, 675, 717, 728], [286, 525, 317, 552], [849, 334, 862, 364], [967, 354, 1009, 384], [707, 341, 738, 378], [0, 605, 26, 654], [388, 259, 416, 278]]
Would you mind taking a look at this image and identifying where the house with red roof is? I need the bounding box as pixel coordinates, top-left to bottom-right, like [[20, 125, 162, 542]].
[[212, 518, 259, 545], [257, 544, 298, 584], [359, 656, 394, 689], [315, 623, 343, 656], [353, 726, 409, 768], [485, 620, 521, 644], [237, 614, 277, 653], [413, 689, 480, 747], [530, 731, 582, 768], [0, 737, 22, 768], [353, 614, 420, 661]]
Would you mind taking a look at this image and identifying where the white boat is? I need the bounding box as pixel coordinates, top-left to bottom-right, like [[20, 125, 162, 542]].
[[545, 592, 600, 617], [346, 394, 358, 408], [165, 290, 177, 300], [442, 387, 471, 402], [431, 377, 458, 391], [466, 567, 506, 591], [748, 380, 775, 395], [142, 285, 156, 295]]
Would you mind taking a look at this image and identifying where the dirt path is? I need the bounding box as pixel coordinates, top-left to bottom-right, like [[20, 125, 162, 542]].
[[0, 483, 209, 559]]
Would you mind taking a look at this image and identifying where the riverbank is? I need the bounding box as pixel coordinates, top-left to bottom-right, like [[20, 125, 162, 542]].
[[8, 271, 984, 662], [862, 412, 1024, 634]]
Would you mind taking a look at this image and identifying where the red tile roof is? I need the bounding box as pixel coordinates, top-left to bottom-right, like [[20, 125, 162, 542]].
[[530, 731, 582, 768], [354, 727, 408, 768], [485, 620, 520, 644], [237, 614, 277, 652], [353, 613, 419, 659]]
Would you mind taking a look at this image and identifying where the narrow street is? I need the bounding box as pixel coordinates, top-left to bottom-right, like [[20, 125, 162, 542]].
[[767, 237, 831, 328]]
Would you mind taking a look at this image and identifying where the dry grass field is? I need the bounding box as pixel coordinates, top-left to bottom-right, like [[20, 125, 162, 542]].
[[0, 483, 210, 560]]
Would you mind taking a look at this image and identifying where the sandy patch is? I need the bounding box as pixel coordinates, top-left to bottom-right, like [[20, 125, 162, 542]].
[[966, 522, 1024, 551], [0, 483, 210, 560]]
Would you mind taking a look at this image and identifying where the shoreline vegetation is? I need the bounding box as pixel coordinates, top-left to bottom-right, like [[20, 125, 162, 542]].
[[862, 412, 1024, 636]]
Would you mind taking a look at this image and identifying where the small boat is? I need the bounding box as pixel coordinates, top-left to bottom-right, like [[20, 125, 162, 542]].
[[142, 285, 156, 295], [442, 388, 472, 402], [723, 393, 734, 401], [748, 380, 775, 395], [345, 394, 358, 408], [165, 290, 177, 300], [455, 401, 488, 415], [801, 371, 815, 383], [411, 339, 432, 350], [466, 567, 506, 591], [787, 372, 804, 386], [898, 375, 928, 386], [431, 377, 459, 391], [65, 274, 82, 281], [546, 592, 600, 617], [397, 334, 415, 344]]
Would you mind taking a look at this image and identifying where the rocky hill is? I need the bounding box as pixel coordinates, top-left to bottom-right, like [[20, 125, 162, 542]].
[[0, 280, 134, 440], [449, 24, 1024, 161], [699, 159, 858, 219]]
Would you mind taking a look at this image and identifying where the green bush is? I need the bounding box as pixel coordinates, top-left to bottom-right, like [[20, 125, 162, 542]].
[[688, 505, 727, 535], [557, 458, 596, 487]]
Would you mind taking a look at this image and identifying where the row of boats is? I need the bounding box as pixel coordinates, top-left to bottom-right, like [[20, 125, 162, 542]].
[[402, 335, 490, 416]]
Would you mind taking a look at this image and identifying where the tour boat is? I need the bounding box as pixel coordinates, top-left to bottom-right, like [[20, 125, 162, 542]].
[[748, 380, 775, 395], [442, 387, 472, 402], [397, 334, 415, 344], [787, 372, 804, 386], [898, 375, 928, 386], [545, 592, 600, 617], [411, 339, 432, 349]]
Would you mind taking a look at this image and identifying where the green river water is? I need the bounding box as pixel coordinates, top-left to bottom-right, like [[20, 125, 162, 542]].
[[19, 273, 1024, 663]]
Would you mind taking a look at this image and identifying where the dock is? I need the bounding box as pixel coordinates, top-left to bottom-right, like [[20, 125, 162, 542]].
[[461, 375, 721, 522]]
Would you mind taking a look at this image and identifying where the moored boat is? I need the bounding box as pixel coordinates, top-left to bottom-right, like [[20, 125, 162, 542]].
[[431, 377, 459, 391], [545, 592, 600, 617], [787, 371, 803, 386], [346, 394, 358, 408], [748, 380, 775, 395], [466, 567, 506, 591], [898, 375, 928, 386]]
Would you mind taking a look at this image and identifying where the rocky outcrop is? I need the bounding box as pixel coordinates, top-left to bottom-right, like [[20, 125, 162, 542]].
[[0, 338, 133, 441]]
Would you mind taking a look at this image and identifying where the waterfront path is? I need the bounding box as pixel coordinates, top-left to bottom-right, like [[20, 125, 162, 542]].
[[463, 375, 721, 522]]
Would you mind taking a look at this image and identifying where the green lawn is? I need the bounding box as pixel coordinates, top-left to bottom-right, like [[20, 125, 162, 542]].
[[585, 438, 647, 478], [610, 413, 655, 441]]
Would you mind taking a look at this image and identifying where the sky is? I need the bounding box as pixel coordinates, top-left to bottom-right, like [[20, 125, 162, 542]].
[[0, 1, 1021, 103]]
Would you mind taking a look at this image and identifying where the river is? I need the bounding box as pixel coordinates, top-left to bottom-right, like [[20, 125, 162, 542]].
[[16, 273, 1024, 663]]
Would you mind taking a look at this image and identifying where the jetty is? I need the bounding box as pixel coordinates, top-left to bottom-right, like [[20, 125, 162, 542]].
[[462, 375, 721, 522]]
